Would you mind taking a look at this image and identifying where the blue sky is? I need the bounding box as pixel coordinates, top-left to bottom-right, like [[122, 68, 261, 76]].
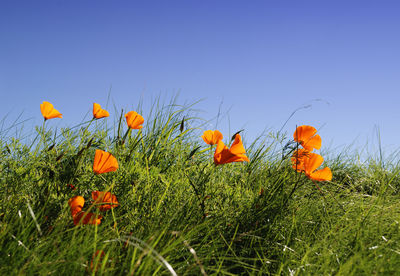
[[1, 0, 400, 154]]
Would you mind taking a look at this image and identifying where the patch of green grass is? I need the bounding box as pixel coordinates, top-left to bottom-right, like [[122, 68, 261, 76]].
[[1, 98, 400, 275]]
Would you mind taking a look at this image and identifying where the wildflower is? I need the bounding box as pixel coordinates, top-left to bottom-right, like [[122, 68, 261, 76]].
[[293, 125, 321, 152], [291, 149, 310, 172], [68, 195, 102, 225], [73, 211, 102, 226], [125, 111, 144, 129], [214, 134, 249, 165], [93, 150, 118, 174], [202, 130, 223, 145], [68, 195, 85, 217], [40, 101, 62, 120], [302, 152, 332, 181], [92, 191, 119, 211], [93, 103, 109, 119]]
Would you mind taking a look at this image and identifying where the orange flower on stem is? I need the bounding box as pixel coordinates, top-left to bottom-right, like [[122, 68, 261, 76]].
[[291, 149, 310, 172], [214, 134, 249, 165], [68, 195, 85, 217], [125, 111, 144, 129], [40, 101, 62, 120], [73, 211, 102, 226], [92, 191, 119, 211], [302, 152, 332, 182], [202, 130, 223, 145], [293, 125, 321, 152], [68, 195, 102, 225], [93, 150, 118, 174], [93, 103, 110, 119]]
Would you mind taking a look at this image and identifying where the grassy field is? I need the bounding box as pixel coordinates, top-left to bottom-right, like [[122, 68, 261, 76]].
[[1, 98, 400, 275]]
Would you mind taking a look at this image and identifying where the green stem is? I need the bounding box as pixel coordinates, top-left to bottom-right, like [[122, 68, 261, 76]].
[[140, 130, 150, 185], [81, 118, 94, 141], [41, 120, 47, 148], [121, 128, 132, 146]]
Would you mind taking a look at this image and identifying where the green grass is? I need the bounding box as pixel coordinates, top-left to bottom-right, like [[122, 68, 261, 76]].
[[1, 98, 400, 275]]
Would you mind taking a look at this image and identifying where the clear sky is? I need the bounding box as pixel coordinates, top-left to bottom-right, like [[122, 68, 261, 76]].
[[1, 0, 400, 155]]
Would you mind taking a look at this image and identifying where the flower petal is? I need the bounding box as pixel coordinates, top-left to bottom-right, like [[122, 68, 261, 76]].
[[92, 191, 119, 211], [125, 111, 144, 129], [40, 101, 62, 120], [93, 103, 109, 119], [73, 211, 102, 225], [291, 149, 310, 172], [293, 125, 317, 142], [308, 167, 332, 181], [303, 152, 324, 175], [302, 134, 322, 151], [93, 150, 118, 174], [293, 125, 321, 151], [202, 130, 223, 145], [68, 195, 85, 217], [213, 134, 249, 165], [229, 134, 246, 155]]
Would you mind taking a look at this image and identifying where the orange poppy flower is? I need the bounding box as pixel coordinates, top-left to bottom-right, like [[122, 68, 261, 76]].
[[214, 134, 250, 165], [291, 148, 310, 172], [93, 150, 119, 174], [302, 152, 332, 181], [92, 191, 119, 211], [68, 196, 102, 225], [40, 101, 62, 120], [73, 211, 102, 226], [293, 125, 321, 152], [125, 111, 144, 129], [68, 195, 85, 217], [202, 130, 223, 145], [93, 103, 110, 119]]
